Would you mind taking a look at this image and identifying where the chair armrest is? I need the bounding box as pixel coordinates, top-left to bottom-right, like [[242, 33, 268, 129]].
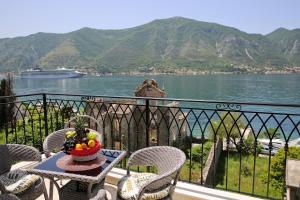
[[7, 144, 41, 162]]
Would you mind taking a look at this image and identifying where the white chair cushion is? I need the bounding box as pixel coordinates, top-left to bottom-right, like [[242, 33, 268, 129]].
[[117, 173, 170, 200], [0, 170, 40, 194]]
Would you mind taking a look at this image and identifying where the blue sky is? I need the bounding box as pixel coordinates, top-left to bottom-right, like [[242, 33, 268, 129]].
[[0, 0, 300, 38]]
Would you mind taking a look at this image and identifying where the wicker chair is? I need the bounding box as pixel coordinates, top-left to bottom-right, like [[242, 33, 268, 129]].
[[117, 146, 186, 200], [43, 115, 104, 199], [0, 194, 20, 200], [0, 144, 48, 200]]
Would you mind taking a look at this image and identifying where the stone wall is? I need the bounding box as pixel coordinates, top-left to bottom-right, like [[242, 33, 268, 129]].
[[202, 138, 223, 187]]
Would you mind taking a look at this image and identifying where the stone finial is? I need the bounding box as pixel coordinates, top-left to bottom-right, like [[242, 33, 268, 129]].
[[134, 79, 166, 98]]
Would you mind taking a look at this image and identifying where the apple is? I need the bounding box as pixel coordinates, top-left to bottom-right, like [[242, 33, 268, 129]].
[[87, 132, 97, 140]]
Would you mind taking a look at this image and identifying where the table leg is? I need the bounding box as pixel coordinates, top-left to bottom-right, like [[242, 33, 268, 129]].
[[87, 183, 93, 198], [48, 177, 61, 200]]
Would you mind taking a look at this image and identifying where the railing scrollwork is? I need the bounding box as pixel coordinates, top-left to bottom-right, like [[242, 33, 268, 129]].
[[81, 96, 96, 101], [215, 103, 242, 111]]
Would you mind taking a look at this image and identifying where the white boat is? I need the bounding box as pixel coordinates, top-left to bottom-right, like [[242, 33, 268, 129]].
[[258, 138, 300, 155], [257, 138, 284, 155], [257, 138, 285, 149], [20, 67, 86, 79], [260, 144, 277, 155], [289, 138, 300, 147]]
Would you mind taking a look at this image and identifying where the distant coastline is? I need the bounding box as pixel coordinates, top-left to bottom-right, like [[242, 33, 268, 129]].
[[77, 66, 300, 76], [1, 66, 300, 77], [117, 66, 300, 76]]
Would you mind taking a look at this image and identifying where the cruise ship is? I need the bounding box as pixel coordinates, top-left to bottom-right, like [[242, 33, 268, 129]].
[[20, 68, 86, 79]]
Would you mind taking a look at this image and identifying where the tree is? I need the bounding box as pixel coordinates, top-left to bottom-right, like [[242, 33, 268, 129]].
[[269, 147, 300, 190], [259, 127, 281, 139], [208, 112, 258, 155], [172, 136, 191, 158], [209, 112, 246, 144], [0, 73, 16, 129], [191, 141, 212, 163], [60, 105, 75, 119]]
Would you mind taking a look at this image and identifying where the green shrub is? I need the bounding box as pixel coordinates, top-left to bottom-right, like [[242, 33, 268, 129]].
[[191, 141, 212, 163], [270, 147, 300, 190], [236, 136, 262, 156], [241, 163, 252, 176], [172, 136, 191, 158]]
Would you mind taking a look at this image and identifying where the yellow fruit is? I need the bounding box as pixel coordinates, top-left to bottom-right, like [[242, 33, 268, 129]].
[[88, 140, 96, 148], [66, 131, 76, 138], [75, 144, 83, 150], [66, 131, 72, 135], [87, 132, 97, 140], [81, 143, 88, 149]]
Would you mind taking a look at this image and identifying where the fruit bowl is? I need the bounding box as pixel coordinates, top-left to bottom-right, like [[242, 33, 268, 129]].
[[62, 127, 103, 162], [70, 141, 101, 162]]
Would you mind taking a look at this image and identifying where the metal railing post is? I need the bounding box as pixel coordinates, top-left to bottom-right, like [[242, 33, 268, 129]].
[[43, 93, 49, 137], [145, 99, 150, 172], [145, 99, 150, 147]]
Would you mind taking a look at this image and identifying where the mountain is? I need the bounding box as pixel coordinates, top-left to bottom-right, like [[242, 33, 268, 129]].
[[0, 17, 298, 73], [267, 28, 300, 65]]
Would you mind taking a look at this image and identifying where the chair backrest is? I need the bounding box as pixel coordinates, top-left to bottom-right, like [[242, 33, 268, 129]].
[[128, 146, 186, 192], [43, 128, 71, 157], [128, 146, 186, 175], [0, 145, 11, 174], [0, 144, 41, 175], [43, 115, 103, 157]]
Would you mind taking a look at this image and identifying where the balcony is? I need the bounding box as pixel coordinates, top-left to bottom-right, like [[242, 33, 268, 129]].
[[1, 93, 300, 199]]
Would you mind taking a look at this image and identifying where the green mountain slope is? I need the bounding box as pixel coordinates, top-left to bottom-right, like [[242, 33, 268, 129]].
[[0, 17, 298, 72], [267, 28, 300, 64], [0, 33, 64, 71]]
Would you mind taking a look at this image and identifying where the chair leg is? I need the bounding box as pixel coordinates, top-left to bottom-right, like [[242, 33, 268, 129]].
[[44, 189, 49, 200], [49, 181, 54, 200], [161, 195, 172, 200]]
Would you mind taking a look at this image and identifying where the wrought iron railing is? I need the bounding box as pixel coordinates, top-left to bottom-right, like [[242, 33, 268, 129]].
[[1, 93, 300, 199]]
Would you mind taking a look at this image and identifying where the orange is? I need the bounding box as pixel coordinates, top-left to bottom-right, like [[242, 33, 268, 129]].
[[75, 143, 83, 150], [81, 143, 88, 149]]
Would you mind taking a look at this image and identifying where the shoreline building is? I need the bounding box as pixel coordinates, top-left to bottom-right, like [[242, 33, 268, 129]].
[[85, 79, 187, 151]]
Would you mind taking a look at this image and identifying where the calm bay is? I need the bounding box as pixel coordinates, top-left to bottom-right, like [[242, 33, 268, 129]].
[[13, 74, 300, 104], [2, 73, 298, 139]]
